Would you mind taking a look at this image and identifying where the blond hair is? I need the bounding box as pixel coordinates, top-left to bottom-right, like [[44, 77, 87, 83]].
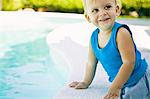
[[82, 0, 122, 15]]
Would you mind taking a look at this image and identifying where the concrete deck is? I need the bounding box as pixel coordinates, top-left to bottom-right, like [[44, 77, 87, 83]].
[[47, 22, 150, 99]]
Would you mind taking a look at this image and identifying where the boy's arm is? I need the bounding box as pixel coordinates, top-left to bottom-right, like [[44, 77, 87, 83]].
[[109, 27, 135, 94], [82, 42, 98, 86], [69, 42, 98, 89]]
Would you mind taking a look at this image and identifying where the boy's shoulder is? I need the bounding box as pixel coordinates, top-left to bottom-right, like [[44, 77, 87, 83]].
[[115, 22, 131, 33], [91, 28, 99, 37]]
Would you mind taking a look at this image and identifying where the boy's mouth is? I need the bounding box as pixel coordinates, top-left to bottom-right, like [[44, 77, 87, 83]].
[[99, 18, 110, 22]]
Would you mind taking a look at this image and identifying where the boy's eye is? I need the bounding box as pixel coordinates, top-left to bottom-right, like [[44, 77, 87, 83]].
[[92, 9, 99, 13], [104, 5, 112, 10]]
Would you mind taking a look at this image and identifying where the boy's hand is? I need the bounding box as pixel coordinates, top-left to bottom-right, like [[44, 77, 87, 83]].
[[69, 81, 89, 89], [103, 87, 121, 99]]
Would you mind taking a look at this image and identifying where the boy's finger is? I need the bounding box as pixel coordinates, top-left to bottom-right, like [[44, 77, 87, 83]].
[[69, 84, 77, 87], [75, 83, 86, 89], [104, 94, 109, 99], [75, 85, 85, 89], [110, 96, 118, 99], [104, 93, 113, 99], [75, 84, 83, 89], [69, 81, 79, 87]]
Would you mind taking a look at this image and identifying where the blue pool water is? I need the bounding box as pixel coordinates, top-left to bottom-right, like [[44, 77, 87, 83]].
[[0, 12, 84, 99], [0, 38, 65, 99]]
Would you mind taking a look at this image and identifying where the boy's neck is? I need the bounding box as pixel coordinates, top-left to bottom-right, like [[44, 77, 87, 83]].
[[100, 28, 112, 35]]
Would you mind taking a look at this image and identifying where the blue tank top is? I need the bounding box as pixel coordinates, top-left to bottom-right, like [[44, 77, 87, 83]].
[[91, 22, 148, 87]]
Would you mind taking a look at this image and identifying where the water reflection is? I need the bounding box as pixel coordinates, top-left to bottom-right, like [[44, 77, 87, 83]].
[[0, 38, 68, 99]]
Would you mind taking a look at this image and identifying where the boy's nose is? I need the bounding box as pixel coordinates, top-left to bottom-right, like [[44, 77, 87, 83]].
[[98, 9, 107, 17]]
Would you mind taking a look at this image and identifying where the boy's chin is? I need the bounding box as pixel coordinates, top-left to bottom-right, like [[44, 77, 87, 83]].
[[99, 25, 113, 31]]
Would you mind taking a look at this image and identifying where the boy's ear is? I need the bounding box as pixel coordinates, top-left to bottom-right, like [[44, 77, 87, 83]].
[[116, 5, 121, 17], [85, 14, 91, 23]]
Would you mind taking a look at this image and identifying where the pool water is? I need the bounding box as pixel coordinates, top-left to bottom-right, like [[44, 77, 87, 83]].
[[0, 38, 67, 99], [0, 12, 84, 99]]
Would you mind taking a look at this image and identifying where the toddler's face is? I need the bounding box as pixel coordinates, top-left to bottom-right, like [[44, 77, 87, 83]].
[[85, 0, 119, 31]]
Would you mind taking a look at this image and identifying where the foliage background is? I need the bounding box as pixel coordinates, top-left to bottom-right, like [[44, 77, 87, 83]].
[[2, 0, 150, 17]]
